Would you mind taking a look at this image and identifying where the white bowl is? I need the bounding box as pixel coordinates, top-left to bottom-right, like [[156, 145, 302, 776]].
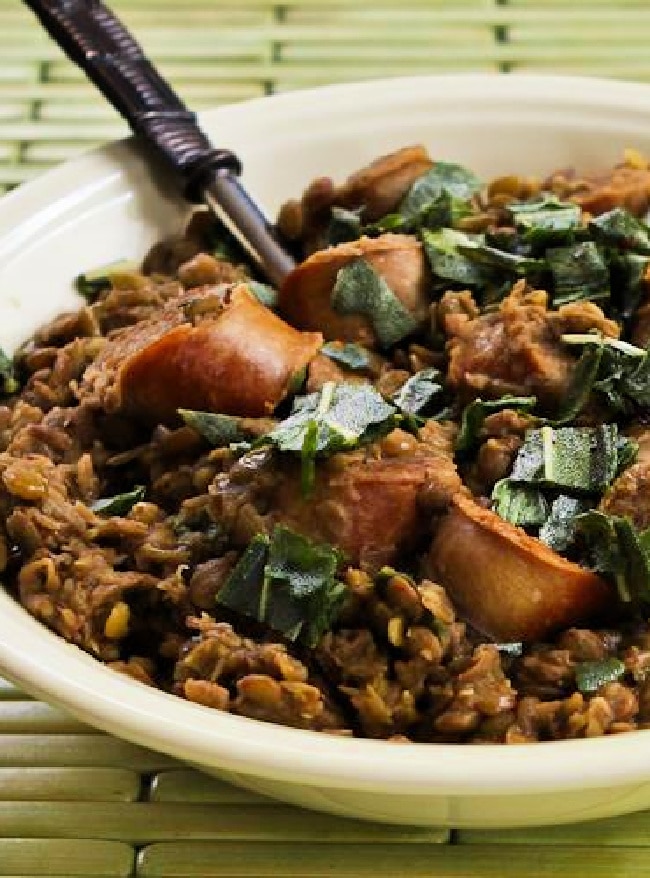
[[2, 73, 650, 828]]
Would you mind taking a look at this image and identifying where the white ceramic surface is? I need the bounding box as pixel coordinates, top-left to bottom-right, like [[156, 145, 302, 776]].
[[2, 74, 650, 827]]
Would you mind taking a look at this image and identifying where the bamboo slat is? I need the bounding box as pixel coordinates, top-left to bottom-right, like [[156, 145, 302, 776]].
[[136, 842, 650, 878]]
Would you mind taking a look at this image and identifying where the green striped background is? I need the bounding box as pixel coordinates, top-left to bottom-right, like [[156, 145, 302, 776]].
[[2, 675, 650, 876], [2, 0, 650, 191]]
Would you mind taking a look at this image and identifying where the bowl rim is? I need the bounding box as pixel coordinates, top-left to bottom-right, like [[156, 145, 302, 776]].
[[3, 71, 650, 796]]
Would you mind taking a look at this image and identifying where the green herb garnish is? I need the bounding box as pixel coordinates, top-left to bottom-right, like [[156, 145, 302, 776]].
[[216, 526, 346, 646], [321, 342, 372, 371], [331, 259, 419, 349], [247, 281, 278, 309], [75, 259, 138, 302], [392, 368, 445, 418], [561, 334, 650, 416], [421, 228, 488, 286], [456, 395, 537, 454], [91, 485, 146, 517], [264, 382, 398, 493], [0, 348, 18, 395], [538, 495, 592, 552], [179, 409, 249, 447], [575, 657, 626, 694], [491, 480, 549, 528], [508, 194, 581, 247], [547, 241, 610, 305], [510, 424, 620, 494], [589, 208, 650, 253], [327, 206, 364, 246]]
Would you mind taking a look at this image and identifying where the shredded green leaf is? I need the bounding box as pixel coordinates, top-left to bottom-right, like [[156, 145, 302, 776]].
[[75, 259, 138, 302], [508, 194, 581, 247], [491, 480, 549, 528], [327, 206, 364, 246], [331, 259, 419, 348], [321, 342, 372, 371], [392, 368, 445, 418], [263, 382, 398, 494], [575, 657, 626, 694], [547, 241, 610, 306], [573, 511, 650, 606], [456, 395, 537, 454], [589, 208, 650, 253], [510, 424, 620, 494], [421, 228, 488, 286], [179, 409, 249, 447], [561, 334, 650, 416], [0, 348, 18, 396], [91, 485, 146, 517], [538, 495, 592, 552], [216, 526, 346, 646]]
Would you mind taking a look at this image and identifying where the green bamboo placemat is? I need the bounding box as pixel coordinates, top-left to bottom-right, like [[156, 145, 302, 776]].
[[2, 0, 650, 191], [3, 673, 650, 878], [4, 672, 650, 878], [4, 1, 650, 875]]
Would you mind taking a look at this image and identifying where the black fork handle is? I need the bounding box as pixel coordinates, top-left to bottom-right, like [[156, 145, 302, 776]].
[[23, 0, 240, 200]]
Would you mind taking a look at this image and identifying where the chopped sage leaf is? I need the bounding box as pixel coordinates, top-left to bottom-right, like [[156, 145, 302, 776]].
[[91, 485, 146, 516], [589, 208, 650, 253], [508, 194, 581, 247], [575, 658, 626, 694], [492, 479, 549, 528], [457, 237, 544, 275], [247, 281, 278, 309], [422, 228, 487, 286], [552, 342, 604, 424], [179, 409, 248, 446], [0, 348, 18, 395], [547, 241, 610, 305], [617, 435, 639, 474], [264, 382, 398, 493], [75, 259, 138, 302], [328, 206, 363, 246], [392, 368, 445, 418], [510, 425, 620, 494], [538, 495, 592, 552], [321, 342, 372, 371], [331, 259, 419, 348], [216, 534, 270, 619], [394, 167, 477, 231], [609, 251, 650, 321], [573, 511, 650, 605], [216, 526, 346, 646], [407, 161, 481, 203], [561, 334, 650, 415], [456, 395, 537, 454]]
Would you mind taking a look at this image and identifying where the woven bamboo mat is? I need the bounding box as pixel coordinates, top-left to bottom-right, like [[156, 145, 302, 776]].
[[4, 1, 650, 875], [2, 0, 650, 191], [3, 674, 650, 878]]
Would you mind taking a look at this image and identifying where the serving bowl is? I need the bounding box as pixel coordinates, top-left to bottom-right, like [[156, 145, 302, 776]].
[[2, 73, 650, 828]]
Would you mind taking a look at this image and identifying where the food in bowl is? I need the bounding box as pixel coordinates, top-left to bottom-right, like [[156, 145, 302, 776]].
[[3, 143, 650, 745]]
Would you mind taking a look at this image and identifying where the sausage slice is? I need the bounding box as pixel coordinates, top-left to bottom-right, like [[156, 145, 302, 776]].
[[83, 283, 322, 424]]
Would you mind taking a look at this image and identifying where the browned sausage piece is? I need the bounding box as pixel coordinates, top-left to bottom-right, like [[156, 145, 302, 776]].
[[83, 284, 322, 424], [446, 282, 619, 411], [547, 165, 650, 218], [429, 494, 613, 643], [277, 145, 434, 253], [279, 234, 430, 345], [212, 422, 462, 571], [336, 145, 434, 222]]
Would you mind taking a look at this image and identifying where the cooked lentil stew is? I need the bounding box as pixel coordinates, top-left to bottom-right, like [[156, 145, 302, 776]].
[[4, 146, 650, 743]]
